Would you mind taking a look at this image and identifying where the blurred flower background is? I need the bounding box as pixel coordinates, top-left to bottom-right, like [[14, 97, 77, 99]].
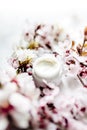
[[0, 0, 87, 69]]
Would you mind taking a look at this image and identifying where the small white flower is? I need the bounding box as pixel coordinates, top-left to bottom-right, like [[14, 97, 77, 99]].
[[16, 49, 36, 63], [17, 73, 38, 98]]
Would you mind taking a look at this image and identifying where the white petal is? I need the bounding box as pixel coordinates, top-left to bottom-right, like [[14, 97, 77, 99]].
[[0, 116, 8, 130], [11, 111, 29, 129], [4, 82, 18, 94], [9, 93, 31, 113]]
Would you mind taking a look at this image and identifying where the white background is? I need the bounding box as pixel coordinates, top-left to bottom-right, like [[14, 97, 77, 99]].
[[0, 0, 87, 68]]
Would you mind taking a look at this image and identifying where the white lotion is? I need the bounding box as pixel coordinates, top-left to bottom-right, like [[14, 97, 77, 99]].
[[32, 54, 62, 87]]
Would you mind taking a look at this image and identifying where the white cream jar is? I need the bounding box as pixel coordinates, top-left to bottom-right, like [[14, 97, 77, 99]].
[[32, 54, 63, 87]]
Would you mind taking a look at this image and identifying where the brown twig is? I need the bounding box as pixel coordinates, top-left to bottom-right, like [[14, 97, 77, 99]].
[[77, 74, 85, 86], [73, 56, 87, 67]]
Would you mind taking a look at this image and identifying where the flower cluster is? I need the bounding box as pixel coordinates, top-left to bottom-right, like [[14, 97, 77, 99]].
[[1, 24, 87, 130]]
